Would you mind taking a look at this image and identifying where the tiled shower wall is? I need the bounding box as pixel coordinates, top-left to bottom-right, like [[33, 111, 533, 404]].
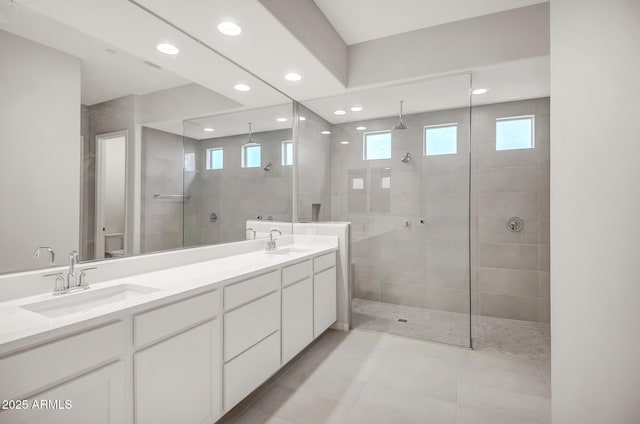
[[184, 129, 293, 246], [324, 98, 549, 323]]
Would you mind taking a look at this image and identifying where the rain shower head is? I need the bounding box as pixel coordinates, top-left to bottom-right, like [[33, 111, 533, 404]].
[[263, 161, 272, 171], [393, 100, 408, 130], [246, 122, 253, 143], [401, 152, 411, 163]]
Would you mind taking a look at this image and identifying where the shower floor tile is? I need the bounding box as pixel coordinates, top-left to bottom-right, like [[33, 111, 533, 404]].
[[352, 298, 551, 364]]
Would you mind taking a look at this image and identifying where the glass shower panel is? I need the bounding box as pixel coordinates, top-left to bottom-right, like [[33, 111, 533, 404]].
[[302, 74, 472, 348], [182, 103, 294, 247]]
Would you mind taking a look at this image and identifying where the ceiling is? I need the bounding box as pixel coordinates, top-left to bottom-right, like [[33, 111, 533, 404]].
[[3, 0, 550, 136], [0, 1, 188, 105], [313, 0, 549, 45]]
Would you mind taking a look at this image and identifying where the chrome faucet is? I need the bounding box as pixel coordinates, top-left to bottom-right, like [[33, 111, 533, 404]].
[[44, 250, 96, 295], [33, 247, 55, 266], [246, 227, 256, 239], [265, 229, 282, 251]]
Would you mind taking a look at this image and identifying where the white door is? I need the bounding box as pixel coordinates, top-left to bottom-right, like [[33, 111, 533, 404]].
[[0, 361, 127, 424], [135, 319, 221, 424], [95, 131, 127, 259]]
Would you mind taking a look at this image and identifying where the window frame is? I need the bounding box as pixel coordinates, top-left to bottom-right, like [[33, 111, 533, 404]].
[[363, 130, 392, 161], [205, 147, 223, 170], [423, 123, 458, 156], [241, 143, 262, 168], [495, 115, 535, 151], [281, 140, 293, 166]]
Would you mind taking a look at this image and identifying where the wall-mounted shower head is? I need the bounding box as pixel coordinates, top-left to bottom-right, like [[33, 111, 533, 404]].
[[263, 161, 272, 171], [401, 152, 411, 163], [393, 100, 408, 130]]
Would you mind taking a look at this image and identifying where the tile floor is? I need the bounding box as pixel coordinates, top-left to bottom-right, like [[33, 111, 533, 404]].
[[220, 306, 551, 424]]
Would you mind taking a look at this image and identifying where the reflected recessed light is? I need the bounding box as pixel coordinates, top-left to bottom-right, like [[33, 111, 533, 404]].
[[340, 141, 350, 145], [234, 83, 251, 91], [299, 116, 306, 121], [218, 21, 241, 36], [276, 117, 288, 122], [384, 167, 391, 170], [204, 128, 215, 132], [334, 110, 346, 115], [156, 43, 179, 55], [350, 106, 363, 112], [472, 88, 489, 95], [321, 130, 331, 135], [285, 72, 302, 81], [356, 126, 367, 131]]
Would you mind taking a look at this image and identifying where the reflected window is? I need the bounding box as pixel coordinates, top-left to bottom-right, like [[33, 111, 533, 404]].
[[352, 178, 364, 190], [184, 152, 196, 172], [381, 176, 391, 189], [282, 140, 293, 166], [205, 148, 223, 170], [364, 131, 392, 160], [242, 144, 261, 168], [496, 116, 534, 150], [425, 124, 457, 156]]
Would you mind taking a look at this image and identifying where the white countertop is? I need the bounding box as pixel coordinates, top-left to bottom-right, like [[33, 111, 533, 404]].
[[0, 241, 337, 356]]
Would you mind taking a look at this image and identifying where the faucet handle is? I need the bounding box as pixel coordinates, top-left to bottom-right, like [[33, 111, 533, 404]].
[[43, 272, 66, 295], [77, 267, 97, 289]]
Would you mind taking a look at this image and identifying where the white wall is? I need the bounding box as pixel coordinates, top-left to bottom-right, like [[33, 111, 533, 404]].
[[0, 30, 81, 273], [550, 1, 640, 422]]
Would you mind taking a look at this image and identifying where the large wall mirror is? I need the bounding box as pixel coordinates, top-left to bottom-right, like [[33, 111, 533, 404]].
[[0, 0, 292, 275]]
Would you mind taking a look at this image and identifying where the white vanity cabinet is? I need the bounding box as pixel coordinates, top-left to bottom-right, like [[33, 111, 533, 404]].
[[133, 290, 221, 424], [0, 321, 129, 424], [313, 252, 338, 337]]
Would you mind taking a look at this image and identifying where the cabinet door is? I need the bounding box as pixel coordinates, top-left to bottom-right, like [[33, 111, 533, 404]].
[[135, 319, 221, 424], [0, 361, 127, 424], [282, 278, 313, 363], [314, 267, 337, 337]]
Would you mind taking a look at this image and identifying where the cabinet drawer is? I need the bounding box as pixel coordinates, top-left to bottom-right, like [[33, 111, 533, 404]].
[[134, 290, 219, 349], [313, 252, 336, 273], [224, 292, 280, 361], [224, 331, 280, 411], [282, 260, 312, 287], [0, 321, 125, 401], [224, 270, 279, 311]]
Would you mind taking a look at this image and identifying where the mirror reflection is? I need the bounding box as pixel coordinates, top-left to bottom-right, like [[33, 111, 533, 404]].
[[0, 2, 292, 275]]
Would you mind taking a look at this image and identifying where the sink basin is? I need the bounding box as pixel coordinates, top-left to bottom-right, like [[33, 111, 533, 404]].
[[22, 284, 159, 318], [265, 247, 312, 255]]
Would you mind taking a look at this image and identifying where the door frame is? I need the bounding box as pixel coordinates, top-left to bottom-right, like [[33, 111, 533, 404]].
[[95, 130, 129, 259]]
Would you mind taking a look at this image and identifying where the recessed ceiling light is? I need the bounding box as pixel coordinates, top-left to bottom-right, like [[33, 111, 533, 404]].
[[218, 21, 241, 36], [356, 126, 367, 131], [334, 110, 346, 115], [299, 116, 306, 121], [204, 128, 215, 132], [285, 72, 302, 82], [156, 43, 179, 55], [234, 83, 251, 91], [340, 141, 350, 145], [321, 130, 331, 135], [276, 117, 288, 122], [350, 106, 363, 112], [472, 88, 489, 95]]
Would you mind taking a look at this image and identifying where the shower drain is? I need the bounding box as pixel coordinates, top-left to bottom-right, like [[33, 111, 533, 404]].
[[397, 318, 408, 323]]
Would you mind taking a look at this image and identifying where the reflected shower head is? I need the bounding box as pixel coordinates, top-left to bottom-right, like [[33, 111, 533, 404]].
[[401, 152, 411, 163], [393, 100, 408, 130], [263, 162, 272, 171]]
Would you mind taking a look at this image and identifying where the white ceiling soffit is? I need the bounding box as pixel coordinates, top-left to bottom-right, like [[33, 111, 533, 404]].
[[303, 56, 549, 124], [148, 104, 293, 141], [314, 0, 549, 45], [0, 2, 188, 105], [135, 0, 348, 100], [16, 0, 290, 109]]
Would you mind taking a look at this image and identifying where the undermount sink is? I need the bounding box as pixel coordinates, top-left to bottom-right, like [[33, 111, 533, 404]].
[[265, 247, 312, 255], [21, 284, 159, 318]]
